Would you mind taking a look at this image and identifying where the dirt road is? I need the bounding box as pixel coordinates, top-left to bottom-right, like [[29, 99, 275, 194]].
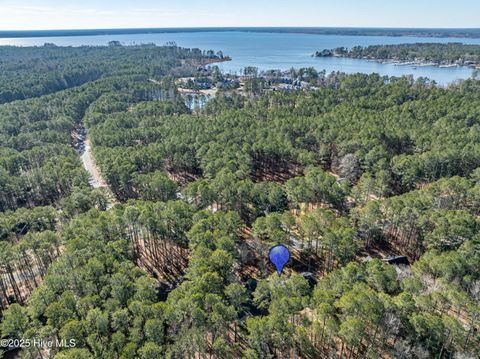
[[80, 137, 118, 208]]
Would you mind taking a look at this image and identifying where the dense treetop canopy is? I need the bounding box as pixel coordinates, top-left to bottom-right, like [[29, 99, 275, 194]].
[[316, 42, 480, 66], [0, 44, 478, 359]]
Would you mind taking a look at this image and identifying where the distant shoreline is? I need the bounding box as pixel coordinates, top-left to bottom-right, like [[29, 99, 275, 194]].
[[315, 43, 480, 68], [1, 27, 480, 39]]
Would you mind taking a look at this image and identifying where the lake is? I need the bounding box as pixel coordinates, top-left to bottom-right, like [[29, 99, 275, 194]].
[[1, 31, 479, 85]]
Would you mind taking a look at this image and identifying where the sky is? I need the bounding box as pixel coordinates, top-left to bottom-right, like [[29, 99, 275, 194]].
[[0, 0, 479, 31]]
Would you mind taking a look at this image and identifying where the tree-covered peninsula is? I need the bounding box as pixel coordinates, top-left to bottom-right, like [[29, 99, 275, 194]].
[[316, 42, 480, 67]]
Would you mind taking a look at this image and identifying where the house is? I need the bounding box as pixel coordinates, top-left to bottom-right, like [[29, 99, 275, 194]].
[[382, 256, 410, 266]]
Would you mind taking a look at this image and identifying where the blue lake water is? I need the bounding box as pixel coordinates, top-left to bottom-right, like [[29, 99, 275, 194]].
[[1, 31, 479, 85]]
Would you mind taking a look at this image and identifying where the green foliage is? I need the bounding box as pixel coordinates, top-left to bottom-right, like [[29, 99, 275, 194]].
[[325, 43, 480, 65], [1, 304, 29, 337], [285, 167, 346, 209], [0, 44, 479, 358]]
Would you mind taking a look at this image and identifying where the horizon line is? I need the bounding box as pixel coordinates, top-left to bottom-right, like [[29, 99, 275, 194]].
[[2, 26, 480, 31], [1, 26, 480, 39]]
